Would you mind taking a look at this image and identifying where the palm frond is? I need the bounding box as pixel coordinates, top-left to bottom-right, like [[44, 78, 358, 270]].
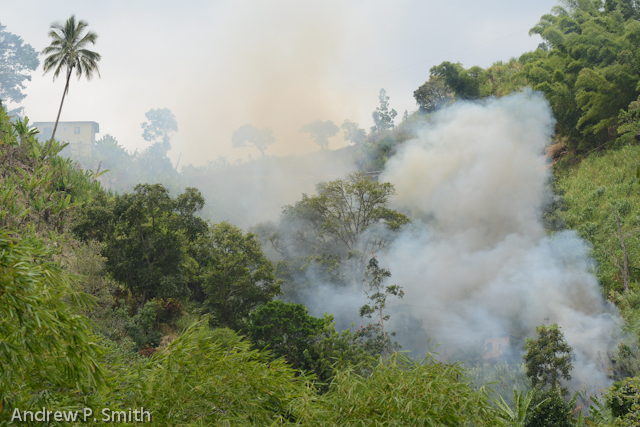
[[41, 14, 101, 82]]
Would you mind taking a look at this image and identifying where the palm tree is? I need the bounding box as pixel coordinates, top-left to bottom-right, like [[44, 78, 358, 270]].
[[41, 15, 101, 151]]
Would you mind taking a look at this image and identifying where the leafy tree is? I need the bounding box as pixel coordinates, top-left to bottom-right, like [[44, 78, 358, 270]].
[[606, 376, 640, 425], [277, 171, 410, 291], [198, 221, 281, 330], [429, 62, 483, 99], [416, 2, 640, 152], [41, 15, 101, 150], [523, 387, 574, 427], [72, 183, 207, 306], [605, 0, 640, 20], [341, 119, 366, 145], [248, 300, 325, 369], [413, 76, 453, 112], [0, 21, 39, 114], [299, 119, 339, 149], [371, 88, 397, 132], [248, 300, 373, 384], [231, 123, 276, 156], [141, 107, 178, 153], [358, 255, 404, 357], [617, 94, 640, 144], [523, 324, 575, 390], [123, 300, 162, 350]]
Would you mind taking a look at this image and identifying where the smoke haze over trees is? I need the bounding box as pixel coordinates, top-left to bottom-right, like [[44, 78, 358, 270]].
[[10, 1, 640, 424]]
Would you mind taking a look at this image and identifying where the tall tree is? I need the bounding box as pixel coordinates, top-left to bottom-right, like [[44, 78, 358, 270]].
[[41, 15, 101, 150], [523, 324, 575, 391], [413, 76, 453, 112], [341, 120, 366, 146], [359, 255, 404, 357], [231, 123, 275, 156], [371, 88, 397, 132], [0, 22, 39, 115], [141, 107, 178, 153], [276, 172, 410, 291], [72, 184, 207, 307], [299, 119, 339, 150], [198, 221, 281, 330]]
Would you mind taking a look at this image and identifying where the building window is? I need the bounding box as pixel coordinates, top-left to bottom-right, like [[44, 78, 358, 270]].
[[63, 127, 67, 132], [485, 342, 493, 352], [74, 127, 81, 134], [44, 127, 52, 135]]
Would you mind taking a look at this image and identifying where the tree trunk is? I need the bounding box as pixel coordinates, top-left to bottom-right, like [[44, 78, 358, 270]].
[[46, 67, 73, 153]]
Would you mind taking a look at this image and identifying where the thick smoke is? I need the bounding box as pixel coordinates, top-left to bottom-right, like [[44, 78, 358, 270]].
[[378, 90, 619, 390]]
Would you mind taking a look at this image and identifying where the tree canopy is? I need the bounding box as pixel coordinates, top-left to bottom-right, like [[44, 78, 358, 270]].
[[231, 123, 276, 156], [198, 221, 281, 330], [141, 107, 178, 152], [299, 119, 339, 150], [0, 22, 39, 112], [72, 183, 207, 306], [523, 324, 575, 390], [273, 172, 410, 292], [371, 88, 397, 132]]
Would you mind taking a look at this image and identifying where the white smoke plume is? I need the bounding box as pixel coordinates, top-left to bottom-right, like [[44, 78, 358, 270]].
[[380, 90, 619, 390]]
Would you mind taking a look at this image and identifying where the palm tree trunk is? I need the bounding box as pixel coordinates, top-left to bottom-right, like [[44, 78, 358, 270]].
[[46, 67, 73, 153]]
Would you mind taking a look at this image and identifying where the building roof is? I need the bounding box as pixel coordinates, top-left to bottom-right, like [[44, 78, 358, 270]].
[[33, 121, 99, 133]]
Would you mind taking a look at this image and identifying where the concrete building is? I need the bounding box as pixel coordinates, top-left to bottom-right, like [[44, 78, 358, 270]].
[[33, 121, 99, 157]]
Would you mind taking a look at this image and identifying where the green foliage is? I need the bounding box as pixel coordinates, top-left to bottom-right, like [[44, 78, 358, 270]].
[[305, 316, 375, 384], [554, 144, 640, 295], [123, 301, 162, 350], [617, 94, 640, 145], [413, 76, 453, 112], [371, 88, 397, 132], [275, 172, 410, 296], [588, 393, 616, 427], [466, 361, 532, 408], [123, 321, 313, 426], [0, 21, 39, 109], [524, 324, 575, 391], [358, 255, 404, 356], [249, 300, 326, 370], [494, 389, 549, 427], [418, 2, 640, 152], [199, 221, 281, 330], [72, 183, 207, 306], [249, 300, 374, 385], [606, 376, 640, 423], [524, 387, 574, 427], [0, 107, 103, 236], [0, 230, 105, 422], [300, 353, 501, 426], [430, 61, 483, 99], [352, 117, 417, 172]]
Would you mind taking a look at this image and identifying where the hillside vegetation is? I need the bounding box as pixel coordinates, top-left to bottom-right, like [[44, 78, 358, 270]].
[[6, 1, 640, 426]]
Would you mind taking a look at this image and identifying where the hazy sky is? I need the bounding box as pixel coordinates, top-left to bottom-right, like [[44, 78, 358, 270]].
[[3, 0, 558, 167]]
